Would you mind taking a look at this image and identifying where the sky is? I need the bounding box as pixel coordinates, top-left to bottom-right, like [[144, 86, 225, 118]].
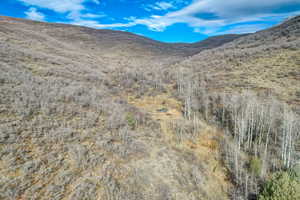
[[1, 0, 300, 43]]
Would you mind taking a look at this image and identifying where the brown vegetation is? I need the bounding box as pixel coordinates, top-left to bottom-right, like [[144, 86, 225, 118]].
[[0, 15, 299, 200]]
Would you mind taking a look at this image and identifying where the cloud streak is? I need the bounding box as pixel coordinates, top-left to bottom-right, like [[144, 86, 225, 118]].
[[25, 7, 45, 21], [144, 1, 176, 11], [19, 0, 103, 21], [19, 0, 86, 13], [122, 0, 300, 34]]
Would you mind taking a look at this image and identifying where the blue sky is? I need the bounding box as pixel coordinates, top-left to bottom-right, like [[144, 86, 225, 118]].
[[1, 0, 300, 43]]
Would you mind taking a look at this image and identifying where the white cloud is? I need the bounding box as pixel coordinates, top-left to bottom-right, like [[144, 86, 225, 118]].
[[80, 13, 106, 19], [94, 22, 135, 28], [71, 20, 135, 29], [145, 1, 176, 11], [19, 0, 104, 24], [25, 7, 45, 21], [67, 11, 106, 21], [92, 0, 100, 5], [19, 0, 85, 13], [129, 13, 224, 32], [132, 0, 300, 33], [157, 2, 175, 10], [165, 0, 300, 19]]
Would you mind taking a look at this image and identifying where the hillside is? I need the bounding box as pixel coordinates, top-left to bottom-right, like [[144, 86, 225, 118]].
[[175, 15, 300, 109], [171, 34, 246, 55], [0, 15, 299, 200], [0, 16, 244, 68]]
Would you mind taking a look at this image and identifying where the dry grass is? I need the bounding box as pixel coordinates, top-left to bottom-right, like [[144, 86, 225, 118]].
[[128, 93, 232, 199]]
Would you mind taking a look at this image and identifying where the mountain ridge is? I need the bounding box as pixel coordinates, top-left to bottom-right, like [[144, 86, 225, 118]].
[[0, 15, 246, 57]]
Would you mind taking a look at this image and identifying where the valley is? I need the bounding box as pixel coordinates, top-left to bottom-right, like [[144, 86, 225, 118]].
[[0, 15, 299, 200]]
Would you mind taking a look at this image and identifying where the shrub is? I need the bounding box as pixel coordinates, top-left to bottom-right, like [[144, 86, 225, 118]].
[[293, 164, 300, 181], [258, 171, 300, 200], [126, 113, 136, 129], [249, 156, 262, 176]]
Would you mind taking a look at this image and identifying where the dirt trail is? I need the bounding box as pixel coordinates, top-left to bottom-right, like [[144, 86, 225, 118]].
[[128, 94, 182, 143]]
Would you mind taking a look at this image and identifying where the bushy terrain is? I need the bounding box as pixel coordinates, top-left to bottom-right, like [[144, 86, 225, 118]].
[[176, 16, 300, 107], [0, 15, 299, 200], [258, 171, 300, 200], [170, 15, 300, 199]]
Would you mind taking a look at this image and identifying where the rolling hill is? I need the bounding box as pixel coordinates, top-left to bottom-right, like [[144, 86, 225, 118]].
[[175, 15, 300, 109]]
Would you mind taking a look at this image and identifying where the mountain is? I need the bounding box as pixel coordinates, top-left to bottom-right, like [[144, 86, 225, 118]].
[[0, 15, 299, 200], [0, 16, 244, 67], [176, 15, 300, 108], [170, 34, 246, 55]]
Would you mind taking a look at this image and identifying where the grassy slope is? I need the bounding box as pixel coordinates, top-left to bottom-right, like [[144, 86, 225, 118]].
[[175, 16, 300, 110], [0, 16, 241, 200]]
